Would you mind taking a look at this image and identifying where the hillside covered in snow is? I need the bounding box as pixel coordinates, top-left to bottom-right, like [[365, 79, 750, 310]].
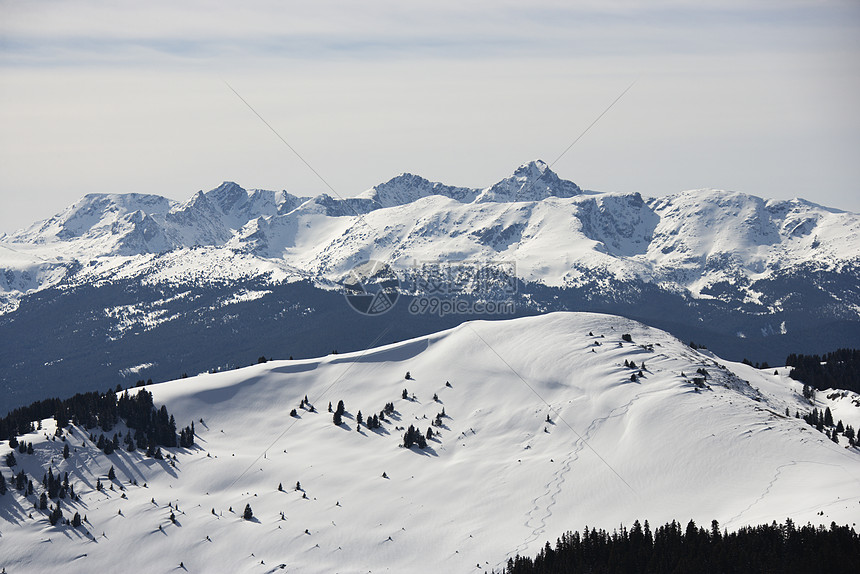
[[1, 313, 859, 573], [1, 161, 859, 409]]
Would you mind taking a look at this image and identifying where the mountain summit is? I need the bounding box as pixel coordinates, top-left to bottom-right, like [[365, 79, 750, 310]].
[[476, 160, 582, 203]]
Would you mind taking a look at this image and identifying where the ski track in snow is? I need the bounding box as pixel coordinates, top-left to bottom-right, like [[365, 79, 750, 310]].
[[505, 383, 670, 565], [724, 459, 856, 529]]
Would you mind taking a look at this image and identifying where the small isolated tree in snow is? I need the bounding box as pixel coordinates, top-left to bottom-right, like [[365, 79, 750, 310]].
[[49, 500, 63, 526], [243, 504, 253, 520]]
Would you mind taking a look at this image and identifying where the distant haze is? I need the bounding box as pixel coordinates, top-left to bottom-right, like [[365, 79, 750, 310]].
[[1, 0, 859, 235]]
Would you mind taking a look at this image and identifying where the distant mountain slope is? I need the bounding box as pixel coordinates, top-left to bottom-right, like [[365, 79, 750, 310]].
[[1, 161, 859, 410], [1, 313, 858, 573]]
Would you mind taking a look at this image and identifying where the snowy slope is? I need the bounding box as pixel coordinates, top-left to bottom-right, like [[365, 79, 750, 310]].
[[2, 313, 858, 573]]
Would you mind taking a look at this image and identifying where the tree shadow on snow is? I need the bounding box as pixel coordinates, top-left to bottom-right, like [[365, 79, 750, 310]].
[[0, 494, 29, 525], [406, 445, 438, 457]]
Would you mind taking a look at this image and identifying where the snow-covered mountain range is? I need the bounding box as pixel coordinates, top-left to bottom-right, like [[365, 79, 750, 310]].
[[2, 313, 859, 573], [3, 160, 857, 294], [2, 161, 859, 409]]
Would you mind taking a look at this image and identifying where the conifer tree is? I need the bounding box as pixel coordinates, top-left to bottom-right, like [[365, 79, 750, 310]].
[[49, 501, 63, 526], [243, 504, 253, 520]]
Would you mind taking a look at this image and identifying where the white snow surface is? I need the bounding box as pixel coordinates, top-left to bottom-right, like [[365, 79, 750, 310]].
[[2, 312, 859, 573], [2, 161, 858, 312]]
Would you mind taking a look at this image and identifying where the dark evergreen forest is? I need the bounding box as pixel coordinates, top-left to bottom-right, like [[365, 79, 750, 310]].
[[786, 348, 860, 393], [499, 518, 860, 574]]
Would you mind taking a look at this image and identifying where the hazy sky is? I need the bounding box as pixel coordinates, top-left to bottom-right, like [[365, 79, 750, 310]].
[[1, 0, 859, 235]]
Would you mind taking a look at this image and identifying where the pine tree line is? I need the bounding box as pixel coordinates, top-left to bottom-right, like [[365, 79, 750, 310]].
[[786, 348, 860, 394], [800, 407, 856, 446], [1, 388, 193, 452], [500, 518, 860, 574]]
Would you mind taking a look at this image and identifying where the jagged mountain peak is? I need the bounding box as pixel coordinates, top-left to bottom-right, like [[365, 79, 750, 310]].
[[358, 172, 480, 207], [10, 192, 175, 243], [477, 159, 582, 203], [513, 158, 551, 177]]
